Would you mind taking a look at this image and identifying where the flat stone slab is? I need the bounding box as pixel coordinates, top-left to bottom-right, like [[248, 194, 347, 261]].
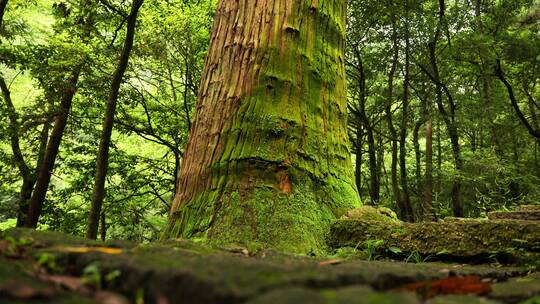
[[520, 205, 540, 212], [329, 219, 540, 264], [488, 211, 540, 221], [1, 228, 539, 304]]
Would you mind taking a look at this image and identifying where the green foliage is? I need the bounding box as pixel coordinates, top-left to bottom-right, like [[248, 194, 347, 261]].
[[0, 0, 214, 241], [346, 0, 540, 219], [0, 0, 539, 246]]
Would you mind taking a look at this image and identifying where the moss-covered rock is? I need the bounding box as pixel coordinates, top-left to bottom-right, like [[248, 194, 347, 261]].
[[488, 211, 540, 221], [490, 273, 540, 302], [247, 286, 420, 304], [329, 218, 540, 264], [426, 295, 500, 304], [340, 206, 399, 222]]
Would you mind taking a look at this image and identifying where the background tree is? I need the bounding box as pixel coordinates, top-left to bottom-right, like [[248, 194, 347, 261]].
[[87, 0, 143, 240]]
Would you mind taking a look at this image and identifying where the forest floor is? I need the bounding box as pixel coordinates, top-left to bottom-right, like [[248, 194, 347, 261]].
[[0, 223, 539, 304]]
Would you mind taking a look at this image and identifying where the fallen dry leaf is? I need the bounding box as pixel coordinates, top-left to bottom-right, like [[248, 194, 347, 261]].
[[319, 259, 344, 266], [396, 275, 492, 299]]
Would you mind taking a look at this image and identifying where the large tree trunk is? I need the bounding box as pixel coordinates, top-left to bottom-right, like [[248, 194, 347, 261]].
[[163, 0, 359, 253], [87, 0, 143, 240]]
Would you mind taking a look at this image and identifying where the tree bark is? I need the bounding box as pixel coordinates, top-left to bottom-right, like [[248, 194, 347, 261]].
[[163, 0, 359, 253], [87, 0, 143, 239]]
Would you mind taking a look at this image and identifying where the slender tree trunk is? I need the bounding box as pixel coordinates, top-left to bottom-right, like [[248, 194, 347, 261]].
[[100, 212, 106, 241], [495, 60, 540, 141], [0, 0, 7, 29], [25, 6, 97, 228], [413, 120, 422, 195], [25, 70, 81, 228], [399, 21, 413, 221], [355, 126, 364, 199], [366, 123, 379, 205], [0, 76, 38, 227], [386, 3, 402, 214], [534, 142, 540, 178], [376, 127, 384, 198], [424, 119, 435, 220], [163, 0, 359, 253], [361, 94, 378, 205], [353, 50, 378, 205], [436, 118, 442, 194], [421, 0, 463, 217], [87, 0, 143, 239]]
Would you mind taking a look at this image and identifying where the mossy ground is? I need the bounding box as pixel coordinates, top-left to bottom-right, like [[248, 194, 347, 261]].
[[1, 228, 540, 304]]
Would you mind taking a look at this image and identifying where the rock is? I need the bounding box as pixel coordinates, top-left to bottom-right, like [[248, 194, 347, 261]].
[[329, 219, 540, 264], [247, 286, 420, 304], [488, 211, 540, 221], [490, 273, 540, 302], [340, 206, 399, 222], [426, 295, 501, 304], [520, 205, 540, 212]]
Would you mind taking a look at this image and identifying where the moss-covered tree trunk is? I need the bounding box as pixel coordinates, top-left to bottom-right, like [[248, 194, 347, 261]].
[[163, 0, 359, 253]]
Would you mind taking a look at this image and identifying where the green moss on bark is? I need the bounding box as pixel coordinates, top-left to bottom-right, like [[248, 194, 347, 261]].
[[167, 174, 357, 255]]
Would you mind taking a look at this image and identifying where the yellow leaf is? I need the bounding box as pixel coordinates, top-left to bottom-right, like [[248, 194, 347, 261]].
[[54, 246, 124, 255]]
